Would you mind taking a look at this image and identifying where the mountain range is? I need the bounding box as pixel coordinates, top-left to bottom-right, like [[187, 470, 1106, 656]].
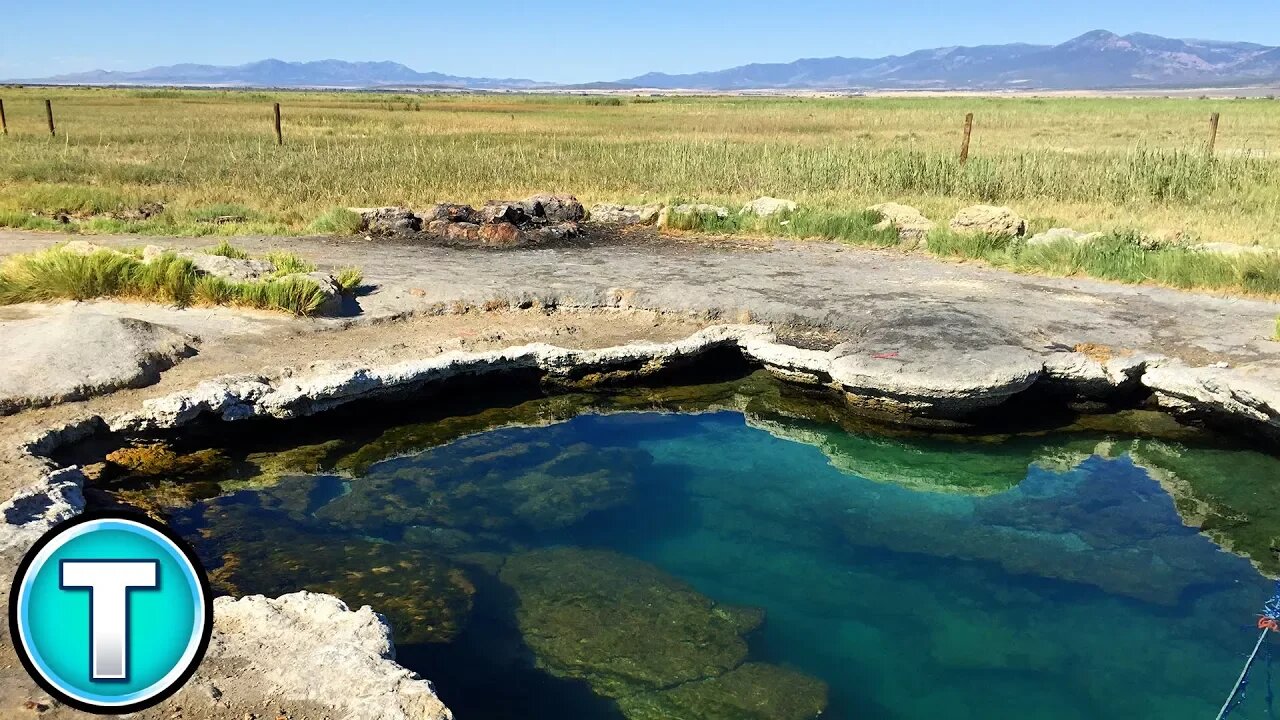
[[11, 31, 1280, 91]]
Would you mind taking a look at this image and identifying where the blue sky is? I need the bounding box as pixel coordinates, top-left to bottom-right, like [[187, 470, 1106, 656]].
[[4, 0, 1280, 82]]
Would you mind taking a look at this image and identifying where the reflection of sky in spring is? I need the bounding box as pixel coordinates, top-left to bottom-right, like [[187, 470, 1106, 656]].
[[181, 410, 1276, 720]]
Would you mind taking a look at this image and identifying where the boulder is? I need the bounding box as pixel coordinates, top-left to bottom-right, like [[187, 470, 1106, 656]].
[[869, 203, 935, 241], [0, 313, 196, 414], [443, 222, 483, 244], [1026, 228, 1105, 247], [423, 203, 479, 224], [478, 222, 523, 246], [589, 203, 664, 226], [949, 205, 1027, 237], [145, 245, 275, 282], [479, 202, 531, 226], [520, 193, 585, 223], [186, 253, 275, 282], [741, 197, 798, 217], [355, 207, 423, 236]]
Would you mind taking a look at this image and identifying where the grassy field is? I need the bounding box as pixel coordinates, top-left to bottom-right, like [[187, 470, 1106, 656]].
[[0, 87, 1277, 246]]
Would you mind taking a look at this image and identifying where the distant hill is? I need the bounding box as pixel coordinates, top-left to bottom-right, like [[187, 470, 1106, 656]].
[[10, 31, 1280, 91], [12, 59, 549, 90], [613, 31, 1280, 90]]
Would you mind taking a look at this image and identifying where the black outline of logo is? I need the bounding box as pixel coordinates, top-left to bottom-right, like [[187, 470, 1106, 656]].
[[8, 511, 214, 715]]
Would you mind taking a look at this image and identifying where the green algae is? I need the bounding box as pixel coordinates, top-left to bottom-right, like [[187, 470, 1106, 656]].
[[199, 498, 476, 644], [498, 548, 827, 719], [617, 663, 828, 720], [318, 439, 648, 532]]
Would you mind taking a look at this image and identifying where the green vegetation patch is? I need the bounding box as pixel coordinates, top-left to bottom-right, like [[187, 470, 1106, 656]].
[[0, 245, 353, 315]]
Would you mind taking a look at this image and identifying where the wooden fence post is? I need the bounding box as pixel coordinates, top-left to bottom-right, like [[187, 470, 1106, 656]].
[[1208, 112, 1221, 156], [273, 102, 282, 145], [45, 99, 55, 136], [0, 99, 7, 135], [960, 112, 974, 164]]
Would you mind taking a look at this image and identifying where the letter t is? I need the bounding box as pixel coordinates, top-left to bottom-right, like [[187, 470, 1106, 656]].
[[60, 560, 158, 681]]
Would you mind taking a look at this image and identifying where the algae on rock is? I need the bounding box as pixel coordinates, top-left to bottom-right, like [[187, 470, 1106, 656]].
[[499, 548, 828, 719]]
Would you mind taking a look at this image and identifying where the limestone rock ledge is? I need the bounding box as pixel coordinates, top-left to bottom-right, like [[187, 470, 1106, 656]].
[[205, 592, 452, 720]]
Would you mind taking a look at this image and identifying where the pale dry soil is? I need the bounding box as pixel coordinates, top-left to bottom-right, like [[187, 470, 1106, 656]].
[[1, 227, 1279, 718]]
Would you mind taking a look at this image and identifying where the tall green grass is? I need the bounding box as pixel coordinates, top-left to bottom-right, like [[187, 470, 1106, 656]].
[[0, 247, 348, 315], [926, 230, 1280, 295]]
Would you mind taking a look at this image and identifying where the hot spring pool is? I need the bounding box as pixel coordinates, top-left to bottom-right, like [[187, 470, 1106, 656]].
[[86, 373, 1280, 720]]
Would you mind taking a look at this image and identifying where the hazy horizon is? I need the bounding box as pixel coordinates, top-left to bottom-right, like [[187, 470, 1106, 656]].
[[5, 0, 1280, 83]]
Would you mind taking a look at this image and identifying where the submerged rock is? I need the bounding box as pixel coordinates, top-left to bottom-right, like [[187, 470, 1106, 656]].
[[500, 548, 755, 693], [949, 205, 1027, 238], [499, 548, 826, 719], [320, 438, 647, 533], [617, 663, 827, 720], [203, 501, 476, 644]]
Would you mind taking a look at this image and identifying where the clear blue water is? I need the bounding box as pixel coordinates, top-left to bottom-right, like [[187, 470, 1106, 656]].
[[152, 409, 1279, 720]]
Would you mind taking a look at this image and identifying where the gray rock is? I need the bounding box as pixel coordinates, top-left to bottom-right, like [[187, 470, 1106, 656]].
[[187, 253, 276, 282], [479, 202, 531, 226], [870, 203, 935, 241], [1027, 228, 1105, 247], [60, 240, 129, 257], [741, 197, 798, 217], [356, 207, 423, 236], [589, 203, 664, 225], [949, 205, 1027, 237], [422, 203, 479, 225], [208, 592, 452, 720], [520, 194, 586, 223], [1191, 242, 1278, 257], [142, 244, 277, 281], [0, 313, 197, 415]]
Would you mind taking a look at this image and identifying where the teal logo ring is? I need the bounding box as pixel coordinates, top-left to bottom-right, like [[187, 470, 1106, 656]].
[[8, 512, 213, 714]]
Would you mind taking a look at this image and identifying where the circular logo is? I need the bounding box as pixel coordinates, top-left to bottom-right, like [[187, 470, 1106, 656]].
[[9, 512, 212, 714]]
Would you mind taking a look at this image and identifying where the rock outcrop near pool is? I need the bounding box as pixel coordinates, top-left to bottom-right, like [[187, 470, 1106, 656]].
[[357, 193, 586, 246], [0, 312, 197, 416], [207, 591, 452, 720]]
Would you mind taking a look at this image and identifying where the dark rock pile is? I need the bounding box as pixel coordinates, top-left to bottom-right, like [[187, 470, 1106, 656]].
[[358, 193, 585, 247]]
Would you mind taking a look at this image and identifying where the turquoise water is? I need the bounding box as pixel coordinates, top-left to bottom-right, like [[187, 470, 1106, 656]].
[[153, 409, 1279, 720]]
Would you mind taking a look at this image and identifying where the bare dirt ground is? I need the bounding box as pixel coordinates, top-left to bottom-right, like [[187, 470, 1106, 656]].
[[1, 227, 1279, 718]]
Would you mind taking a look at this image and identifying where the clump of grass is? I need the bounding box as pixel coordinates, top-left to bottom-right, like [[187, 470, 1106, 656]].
[[0, 246, 333, 315], [129, 251, 199, 305], [334, 267, 364, 293], [0, 248, 139, 302], [193, 275, 237, 305], [308, 207, 364, 235], [234, 276, 329, 315], [206, 240, 250, 259], [266, 251, 317, 276], [188, 204, 261, 223]]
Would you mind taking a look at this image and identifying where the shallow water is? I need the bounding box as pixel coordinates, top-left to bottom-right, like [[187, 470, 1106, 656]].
[[105, 394, 1280, 719]]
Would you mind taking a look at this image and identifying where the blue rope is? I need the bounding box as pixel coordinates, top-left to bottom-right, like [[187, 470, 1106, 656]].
[[1217, 582, 1280, 719]]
